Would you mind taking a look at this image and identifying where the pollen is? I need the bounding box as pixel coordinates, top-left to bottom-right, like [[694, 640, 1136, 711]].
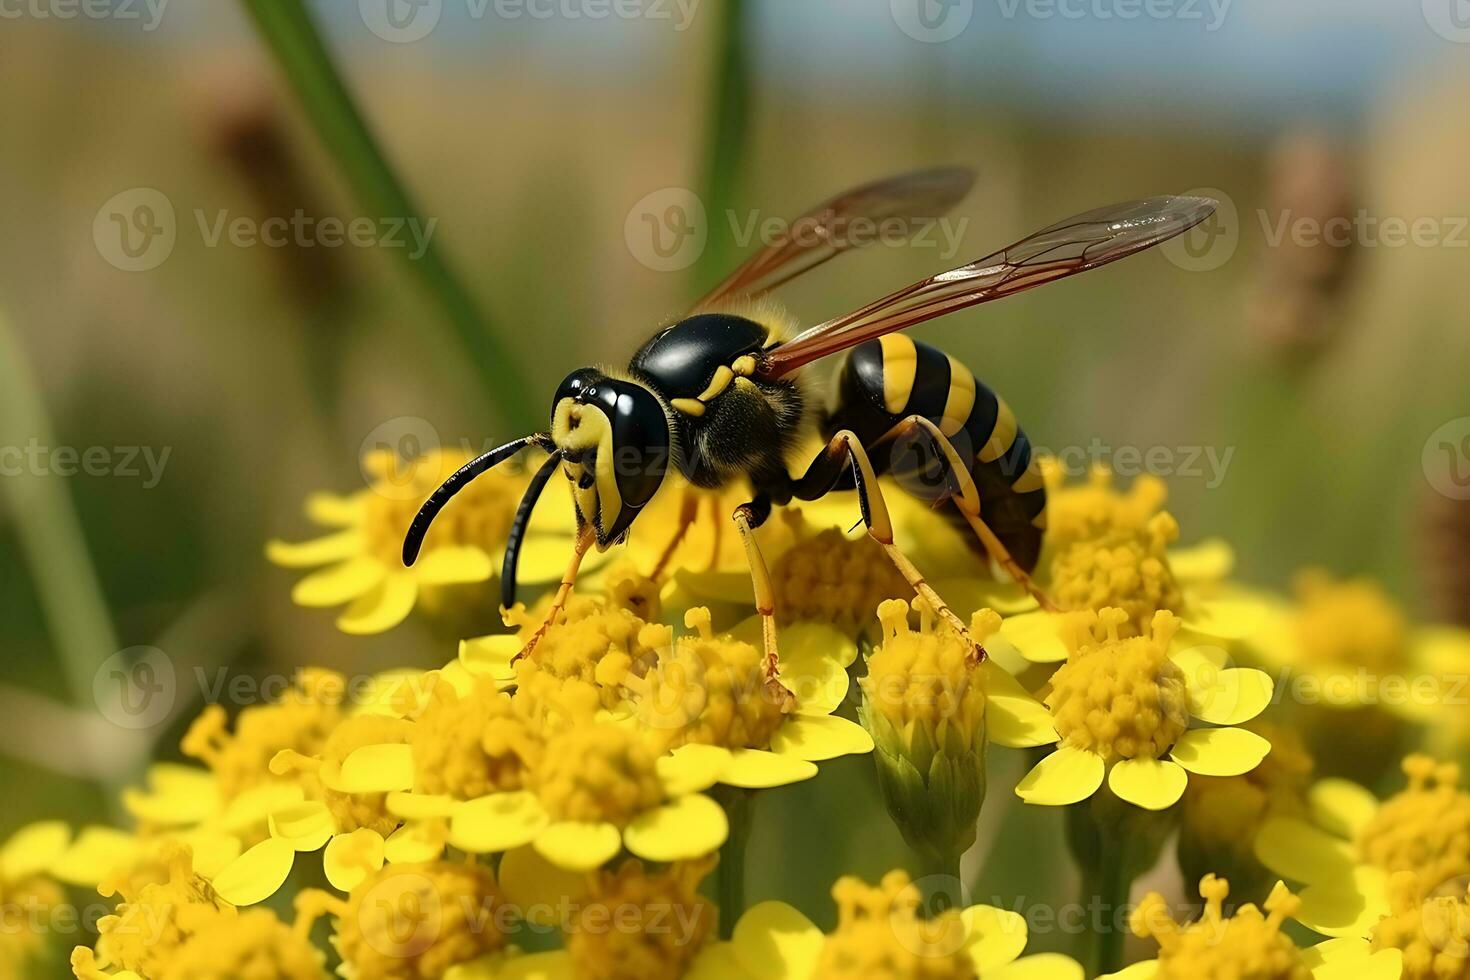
[[532, 721, 666, 826], [507, 586, 662, 711], [771, 523, 910, 633], [1371, 872, 1470, 980], [410, 677, 542, 800], [1132, 876, 1311, 980], [156, 908, 326, 980], [1292, 569, 1409, 673], [332, 861, 504, 980], [815, 870, 976, 980], [863, 599, 1001, 756], [617, 608, 790, 752], [1046, 609, 1188, 761], [1357, 755, 1470, 895], [361, 448, 520, 565], [181, 669, 345, 801], [1048, 511, 1184, 637], [566, 859, 716, 980]]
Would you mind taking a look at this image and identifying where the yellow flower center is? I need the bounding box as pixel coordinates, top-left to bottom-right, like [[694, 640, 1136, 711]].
[[1047, 608, 1187, 761], [616, 608, 791, 752], [567, 859, 716, 980], [815, 870, 976, 980], [335, 861, 504, 980], [1041, 462, 1170, 548], [1182, 722, 1313, 863], [1133, 876, 1310, 980], [771, 524, 910, 632], [1048, 512, 1184, 637], [507, 590, 663, 712], [1358, 756, 1470, 893], [361, 449, 520, 565], [532, 722, 665, 825], [181, 670, 345, 800], [863, 599, 1001, 756], [411, 677, 542, 801], [1372, 872, 1470, 980], [157, 908, 326, 980], [1292, 569, 1408, 672]]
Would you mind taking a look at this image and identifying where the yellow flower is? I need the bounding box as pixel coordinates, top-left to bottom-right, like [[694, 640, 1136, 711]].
[[1015, 608, 1274, 811], [1371, 871, 1470, 980], [266, 448, 580, 634], [0, 823, 67, 977], [1256, 754, 1470, 938], [155, 907, 327, 980], [1106, 874, 1401, 980]]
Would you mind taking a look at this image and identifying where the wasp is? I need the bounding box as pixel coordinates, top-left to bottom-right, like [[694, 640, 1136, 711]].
[[403, 168, 1214, 673]]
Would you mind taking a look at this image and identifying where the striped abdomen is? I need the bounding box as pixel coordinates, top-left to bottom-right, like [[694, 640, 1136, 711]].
[[823, 335, 1048, 572]]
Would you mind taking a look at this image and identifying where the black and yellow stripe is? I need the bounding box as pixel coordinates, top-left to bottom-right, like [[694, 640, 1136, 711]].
[[826, 335, 1047, 571]]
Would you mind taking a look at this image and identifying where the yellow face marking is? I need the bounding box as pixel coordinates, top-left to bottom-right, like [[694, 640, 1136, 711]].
[[696, 366, 736, 402], [551, 398, 620, 532], [878, 335, 918, 415], [670, 398, 705, 417], [979, 396, 1018, 464], [1010, 458, 1045, 494], [939, 355, 976, 438]]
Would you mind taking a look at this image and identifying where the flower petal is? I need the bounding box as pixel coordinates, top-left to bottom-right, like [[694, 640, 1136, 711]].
[[992, 953, 1089, 980], [1300, 936, 1376, 970], [719, 749, 818, 789], [1309, 948, 1401, 980], [305, 490, 366, 526], [1107, 758, 1187, 811], [679, 570, 760, 605], [414, 546, 495, 586], [1296, 868, 1391, 938], [499, 845, 588, 926], [388, 792, 459, 821], [459, 635, 521, 684], [769, 715, 873, 761], [52, 827, 144, 887], [1180, 593, 1272, 641], [210, 837, 295, 906], [934, 577, 1040, 618], [624, 795, 729, 863], [1169, 727, 1270, 777], [1000, 611, 1068, 664], [324, 829, 385, 892], [1095, 961, 1159, 980], [1168, 538, 1235, 581], [656, 745, 734, 796], [269, 801, 335, 852], [962, 904, 1028, 971], [219, 783, 305, 835], [1185, 667, 1274, 726], [1309, 779, 1380, 840], [0, 821, 71, 882], [516, 536, 585, 585], [729, 901, 824, 980], [266, 531, 363, 568], [1252, 816, 1356, 884], [337, 573, 419, 634], [122, 764, 221, 826], [292, 556, 386, 607], [1016, 746, 1105, 806], [331, 743, 415, 794], [179, 831, 241, 879], [494, 950, 575, 980], [981, 663, 1060, 748], [533, 821, 622, 872], [451, 792, 549, 854], [384, 822, 447, 864]]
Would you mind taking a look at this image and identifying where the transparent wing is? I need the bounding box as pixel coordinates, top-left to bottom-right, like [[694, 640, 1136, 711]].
[[691, 167, 975, 312], [755, 195, 1217, 379]]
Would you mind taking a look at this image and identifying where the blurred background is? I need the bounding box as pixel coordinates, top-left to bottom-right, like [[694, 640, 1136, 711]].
[[2, 0, 1469, 957]]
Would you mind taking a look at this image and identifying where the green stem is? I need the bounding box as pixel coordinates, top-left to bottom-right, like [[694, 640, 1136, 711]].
[[237, 0, 536, 429], [716, 786, 753, 938], [915, 848, 964, 916], [693, 0, 751, 290], [1090, 845, 1132, 977]]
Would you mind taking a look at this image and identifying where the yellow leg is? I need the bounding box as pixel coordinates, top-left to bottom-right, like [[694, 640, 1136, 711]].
[[732, 504, 794, 706], [649, 489, 701, 579], [517, 524, 595, 662]]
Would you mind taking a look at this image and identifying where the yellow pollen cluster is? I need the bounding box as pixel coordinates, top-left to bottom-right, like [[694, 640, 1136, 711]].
[[617, 608, 790, 751], [156, 908, 326, 980], [1358, 755, 1470, 894], [410, 677, 542, 800], [1047, 608, 1187, 761], [361, 448, 521, 565], [1371, 872, 1470, 980], [771, 525, 910, 632], [814, 870, 976, 980], [1292, 569, 1409, 672], [182, 669, 345, 801], [1048, 511, 1184, 637], [532, 721, 666, 825], [332, 862, 504, 980], [1041, 463, 1171, 548], [507, 591, 663, 711], [566, 859, 716, 980], [863, 599, 1001, 754], [1132, 876, 1310, 980]]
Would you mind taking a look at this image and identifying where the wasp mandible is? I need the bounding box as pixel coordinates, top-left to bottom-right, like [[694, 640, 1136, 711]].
[[403, 168, 1215, 674]]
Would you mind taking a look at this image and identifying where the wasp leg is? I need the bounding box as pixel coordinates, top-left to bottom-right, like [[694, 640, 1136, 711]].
[[731, 495, 786, 686], [648, 488, 702, 580], [877, 415, 1057, 612], [791, 429, 985, 661], [514, 524, 596, 663]]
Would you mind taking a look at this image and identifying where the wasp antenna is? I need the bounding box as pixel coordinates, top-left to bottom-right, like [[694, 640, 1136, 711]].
[[499, 450, 562, 609], [401, 435, 546, 566]]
